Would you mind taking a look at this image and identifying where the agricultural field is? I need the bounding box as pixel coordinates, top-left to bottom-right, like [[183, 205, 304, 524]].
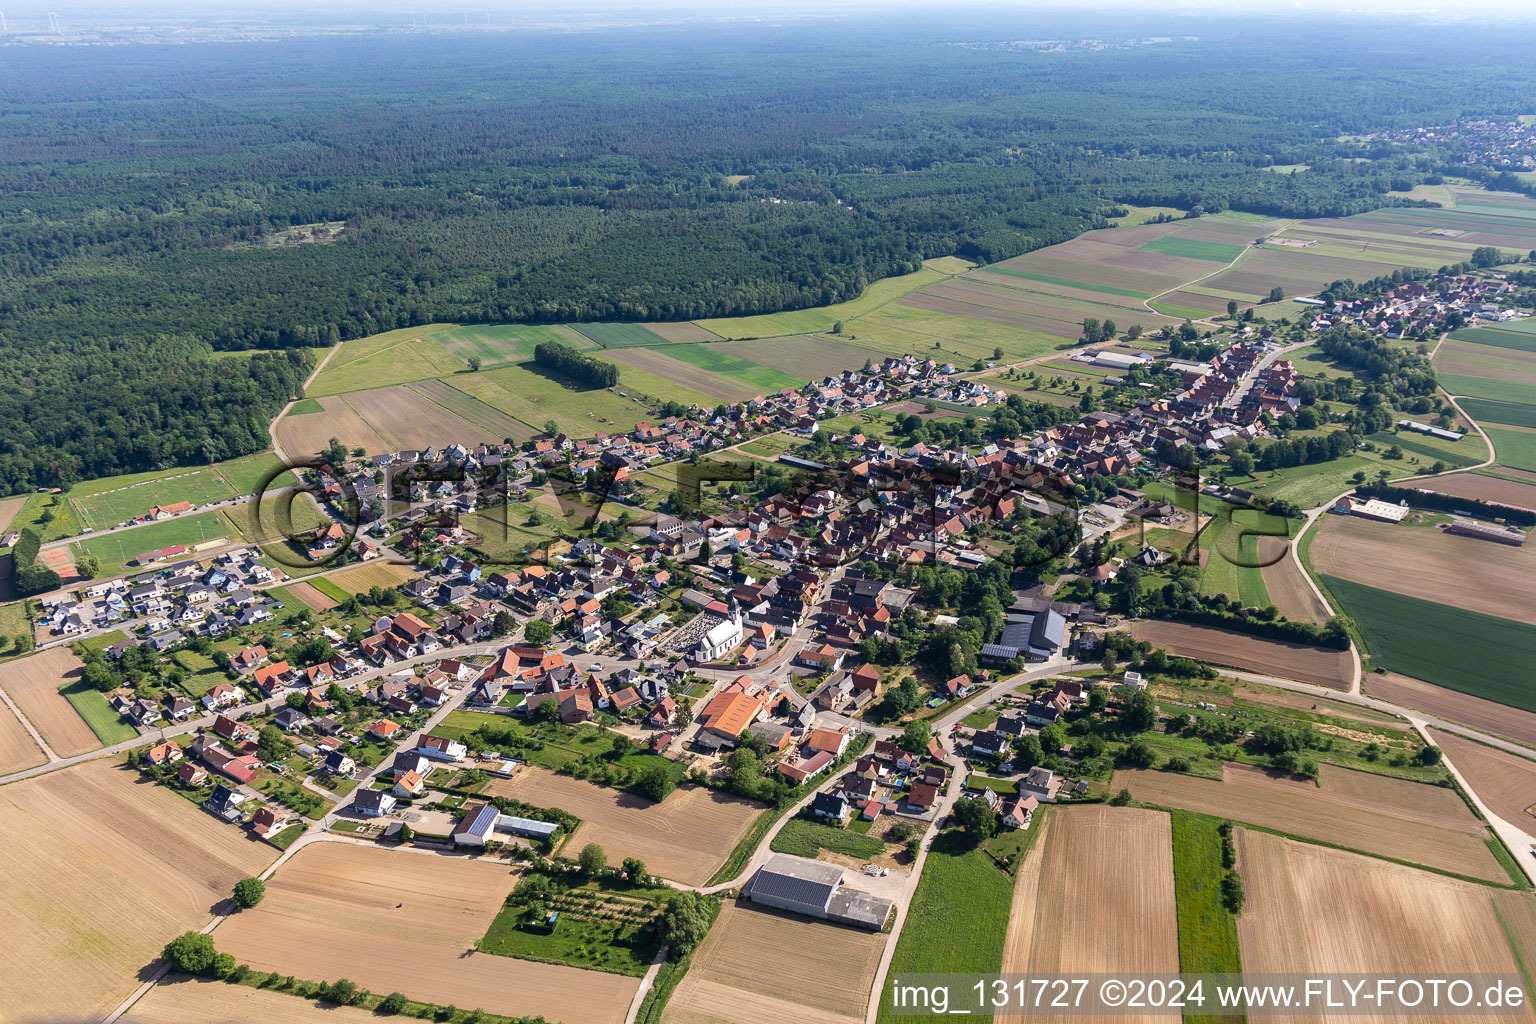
[[71, 467, 236, 531], [1311, 514, 1536, 626], [569, 322, 676, 349], [1365, 672, 1536, 749], [1321, 575, 1536, 712], [122, 976, 381, 1024], [0, 494, 28, 536], [338, 383, 523, 451], [1458, 398, 1536, 429], [306, 329, 468, 397], [0, 693, 43, 774], [214, 451, 296, 495], [713, 335, 890, 381], [0, 759, 277, 1023], [1112, 763, 1506, 882], [642, 322, 721, 343], [274, 394, 392, 458], [408, 379, 543, 443], [285, 580, 339, 612], [1237, 830, 1533, 1006], [1005, 806, 1178, 1023], [434, 323, 595, 366], [450, 362, 657, 438], [1432, 729, 1536, 827], [324, 560, 420, 594], [663, 899, 886, 1024], [626, 344, 804, 396], [1127, 620, 1353, 689], [486, 767, 764, 885], [75, 510, 235, 569], [2, 647, 110, 755], [1257, 540, 1330, 623], [1137, 235, 1246, 262], [596, 350, 726, 407], [875, 833, 1013, 1024], [696, 265, 947, 340], [843, 303, 1071, 365], [222, 491, 328, 543], [1484, 424, 1536, 474], [217, 842, 638, 1024]]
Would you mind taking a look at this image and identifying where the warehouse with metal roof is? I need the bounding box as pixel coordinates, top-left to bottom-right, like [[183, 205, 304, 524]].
[[743, 853, 894, 929]]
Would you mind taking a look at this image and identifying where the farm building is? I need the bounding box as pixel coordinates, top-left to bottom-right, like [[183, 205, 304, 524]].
[[1337, 497, 1409, 523], [1398, 419, 1464, 442], [495, 814, 561, 840], [1090, 350, 1151, 371], [1446, 519, 1527, 546], [452, 802, 499, 846], [743, 853, 893, 929]]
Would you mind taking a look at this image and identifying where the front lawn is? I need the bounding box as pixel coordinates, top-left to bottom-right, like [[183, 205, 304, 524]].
[[770, 818, 885, 860], [58, 682, 137, 744]]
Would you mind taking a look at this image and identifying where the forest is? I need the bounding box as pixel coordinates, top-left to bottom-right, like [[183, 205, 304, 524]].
[[2, 14, 1534, 491]]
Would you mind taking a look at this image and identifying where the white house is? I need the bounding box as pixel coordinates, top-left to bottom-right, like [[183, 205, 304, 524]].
[[694, 609, 743, 662]]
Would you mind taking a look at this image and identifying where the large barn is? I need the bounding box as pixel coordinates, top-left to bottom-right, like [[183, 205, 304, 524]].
[[743, 853, 894, 929]]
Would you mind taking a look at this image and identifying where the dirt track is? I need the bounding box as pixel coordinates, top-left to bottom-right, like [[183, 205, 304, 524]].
[[217, 842, 638, 1024]]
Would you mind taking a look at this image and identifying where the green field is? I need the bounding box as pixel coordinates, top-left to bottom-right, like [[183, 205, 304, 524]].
[[600, 362, 720, 409], [1149, 300, 1215, 320], [1170, 811, 1243, 1021], [1449, 326, 1536, 353], [1457, 399, 1536, 429], [1243, 454, 1378, 509], [697, 266, 945, 339], [75, 510, 237, 568], [1439, 373, 1536, 406], [979, 266, 1153, 299], [568, 322, 674, 349], [59, 681, 137, 744], [1321, 575, 1536, 711], [769, 818, 886, 861], [1484, 425, 1536, 473], [435, 323, 595, 365], [450, 361, 656, 437], [478, 891, 661, 976], [215, 452, 296, 494], [307, 328, 468, 396], [72, 468, 236, 530], [223, 493, 328, 542], [286, 397, 324, 415], [1366, 431, 1484, 468], [1138, 236, 1247, 262], [847, 303, 1072, 364], [310, 577, 352, 603], [875, 833, 1012, 1024], [662, 345, 804, 391]]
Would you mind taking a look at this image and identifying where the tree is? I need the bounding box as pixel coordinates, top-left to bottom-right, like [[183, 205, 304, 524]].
[[1038, 723, 1065, 755], [1121, 737, 1157, 768], [1012, 733, 1043, 770], [492, 611, 517, 637], [1415, 745, 1443, 766], [381, 993, 410, 1015], [256, 725, 293, 762], [325, 979, 360, 1006], [622, 857, 647, 884], [534, 697, 560, 722], [1267, 286, 1285, 303], [524, 619, 553, 647], [1221, 870, 1246, 913], [1227, 299, 1239, 319], [658, 891, 714, 954], [161, 931, 219, 975], [233, 876, 266, 908], [832, 320, 845, 334], [1227, 451, 1255, 477], [900, 720, 931, 754], [467, 355, 482, 372], [950, 795, 997, 845], [543, 418, 559, 437], [579, 842, 607, 876], [1088, 687, 1108, 713], [82, 660, 117, 693], [1121, 689, 1158, 733]]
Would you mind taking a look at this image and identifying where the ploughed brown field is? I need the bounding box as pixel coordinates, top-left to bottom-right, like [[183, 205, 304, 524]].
[[123, 975, 381, 1024], [1413, 473, 1536, 511], [662, 899, 886, 1024], [1112, 762, 1505, 882], [3, 646, 102, 756], [0, 690, 44, 775], [0, 494, 27, 535], [1365, 671, 1536, 749], [1237, 830, 1536, 1024], [1431, 728, 1536, 826], [1311, 514, 1536, 626], [1127, 619, 1353, 689], [217, 842, 638, 1024], [1001, 806, 1178, 1024], [285, 581, 338, 612], [898, 292, 1086, 339], [0, 759, 277, 1022], [1257, 537, 1330, 623], [276, 394, 390, 459], [486, 766, 764, 885]]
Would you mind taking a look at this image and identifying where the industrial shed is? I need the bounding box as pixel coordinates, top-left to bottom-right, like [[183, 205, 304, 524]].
[[743, 853, 894, 929]]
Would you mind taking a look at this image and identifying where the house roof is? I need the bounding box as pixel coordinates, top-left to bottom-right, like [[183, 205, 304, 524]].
[[697, 690, 764, 737]]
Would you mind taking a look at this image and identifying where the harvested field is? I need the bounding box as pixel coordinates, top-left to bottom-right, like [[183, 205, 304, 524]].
[[0, 693, 44, 774], [715, 335, 890, 380], [1112, 763, 1504, 881], [930, 275, 1149, 316], [1237, 830, 1530, 1024], [285, 581, 338, 612], [0, 494, 26, 535], [1437, 338, 1536, 381], [1004, 806, 1177, 1024], [408, 379, 540, 443], [487, 767, 763, 885], [0, 759, 277, 1022], [1155, 288, 1232, 312], [218, 842, 637, 1024], [898, 292, 1086, 338], [1127, 620, 1352, 688], [324, 561, 419, 594], [1432, 729, 1536, 826], [1311, 514, 1536, 626], [663, 899, 885, 1024], [644, 321, 721, 343], [1257, 538, 1329, 623], [123, 975, 381, 1024], [342, 384, 501, 451], [608, 346, 755, 403], [1366, 671, 1536, 748], [275, 394, 390, 458], [3, 647, 101, 756], [569, 322, 673, 349], [1412, 472, 1536, 511]]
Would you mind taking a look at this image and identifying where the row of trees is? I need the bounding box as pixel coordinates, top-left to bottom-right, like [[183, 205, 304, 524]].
[[533, 341, 620, 389]]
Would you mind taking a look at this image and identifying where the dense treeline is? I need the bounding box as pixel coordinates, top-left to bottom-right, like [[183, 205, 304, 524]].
[[1316, 327, 1438, 397], [3, 17, 1535, 490], [533, 342, 620, 389], [1354, 483, 1536, 526]]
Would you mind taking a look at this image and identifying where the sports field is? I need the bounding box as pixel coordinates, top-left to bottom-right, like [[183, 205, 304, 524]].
[[75, 511, 234, 569], [1113, 763, 1504, 882], [217, 842, 637, 1024], [1321, 575, 1536, 711], [71, 468, 236, 530], [0, 759, 278, 1023], [486, 767, 763, 885], [663, 900, 886, 1024]]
